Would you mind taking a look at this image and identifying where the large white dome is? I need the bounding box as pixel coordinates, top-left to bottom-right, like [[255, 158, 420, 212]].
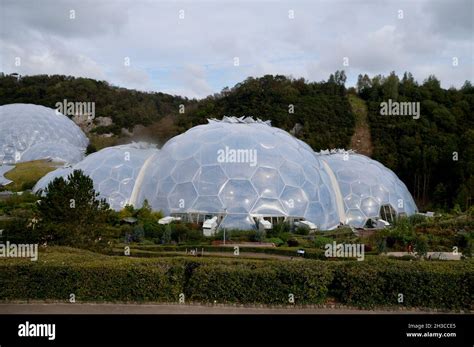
[[0, 103, 88, 164], [319, 151, 418, 228], [135, 117, 341, 230], [34, 143, 158, 210]]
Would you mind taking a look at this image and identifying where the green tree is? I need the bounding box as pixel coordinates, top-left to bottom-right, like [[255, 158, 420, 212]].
[[36, 170, 110, 247]]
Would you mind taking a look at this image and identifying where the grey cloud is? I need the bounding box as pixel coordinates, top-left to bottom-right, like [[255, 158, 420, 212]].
[[0, 0, 472, 96]]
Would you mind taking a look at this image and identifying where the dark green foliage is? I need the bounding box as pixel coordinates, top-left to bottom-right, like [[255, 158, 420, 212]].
[[36, 170, 111, 247], [0, 260, 184, 302], [176, 74, 355, 150], [330, 258, 473, 309], [370, 214, 474, 254], [0, 192, 40, 243], [0, 74, 191, 130], [186, 261, 333, 304], [1, 248, 472, 309], [360, 73, 474, 211]]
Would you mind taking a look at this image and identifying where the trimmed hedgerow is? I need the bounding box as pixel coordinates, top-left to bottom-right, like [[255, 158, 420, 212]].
[[0, 256, 185, 302], [185, 261, 333, 304], [330, 258, 473, 309], [0, 248, 472, 309]]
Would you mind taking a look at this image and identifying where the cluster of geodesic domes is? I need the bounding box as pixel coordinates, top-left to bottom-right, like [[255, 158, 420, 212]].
[[2, 105, 417, 229]]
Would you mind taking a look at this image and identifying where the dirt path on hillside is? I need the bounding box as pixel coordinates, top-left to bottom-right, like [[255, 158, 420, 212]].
[[349, 95, 373, 156]]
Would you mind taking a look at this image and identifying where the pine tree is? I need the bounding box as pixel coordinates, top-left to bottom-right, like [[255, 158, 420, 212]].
[[37, 170, 110, 245]]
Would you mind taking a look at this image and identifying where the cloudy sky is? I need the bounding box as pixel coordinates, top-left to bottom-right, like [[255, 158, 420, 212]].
[[0, 0, 472, 98]]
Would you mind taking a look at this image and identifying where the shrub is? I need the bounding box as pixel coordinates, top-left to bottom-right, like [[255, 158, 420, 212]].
[[330, 258, 473, 309], [413, 235, 428, 258], [294, 226, 310, 235], [265, 238, 285, 247], [0, 257, 184, 302], [287, 238, 299, 247], [1, 248, 472, 310], [267, 222, 290, 238], [314, 236, 333, 249], [186, 261, 333, 304]]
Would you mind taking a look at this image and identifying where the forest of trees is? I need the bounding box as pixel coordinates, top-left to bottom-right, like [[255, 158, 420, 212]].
[[0, 73, 192, 132], [176, 72, 355, 150], [357, 72, 473, 211], [0, 71, 472, 211]]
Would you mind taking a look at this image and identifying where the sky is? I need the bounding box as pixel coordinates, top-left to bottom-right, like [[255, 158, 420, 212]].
[[0, 0, 473, 99]]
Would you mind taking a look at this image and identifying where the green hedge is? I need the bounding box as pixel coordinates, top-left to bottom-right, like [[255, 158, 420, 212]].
[[0, 260, 184, 302], [0, 249, 472, 310], [185, 261, 333, 304], [330, 259, 473, 309]]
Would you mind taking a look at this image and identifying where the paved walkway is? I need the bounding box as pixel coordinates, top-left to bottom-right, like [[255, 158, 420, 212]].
[[384, 252, 462, 260], [0, 303, 453, 314]]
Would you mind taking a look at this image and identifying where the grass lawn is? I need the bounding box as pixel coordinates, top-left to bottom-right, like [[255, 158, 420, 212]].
[[4, 159, 61, 191]]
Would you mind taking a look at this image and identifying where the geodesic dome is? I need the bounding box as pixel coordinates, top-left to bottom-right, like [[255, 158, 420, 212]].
[[0, 103, 88, 164], [33, 143, 158, 211], [33, 167, 73, 192], [135, 117, 341, 230], [319, 151, 418, 228]]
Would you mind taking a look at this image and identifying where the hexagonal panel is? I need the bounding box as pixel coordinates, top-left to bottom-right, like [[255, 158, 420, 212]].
[[337, 168, 360, 182], [222, 160, 257, 179], [192, 195, 224, 213], [280, 186, 308, 217], [361, 197, 380, 218], [256, 146, 284, 168], [219, 179, 258, 213], [166, 136, 199, 160], [344, 194, 361, 209], [171, 158, 200, 183], [346, 209, 366, 228], [110, 164, 134, 182], [251, 198, 286, 215], [108, 191, 127, 210], [251, 167, 284, 199], [319, 185, 333, 211], [98, 178, 119, 195], [119, 177, 134, 194], [302, 181, 319, 201], [351, 180, 371, 199], [338, 181, 351, 197], [371, 184, 390, 204], [305, 202, 325, 228], [279, 161, 305, 187], [194, 165, 228, 196], [220, 214, 257, 230], [168, 182, 198, 212], [303, 164, 320, 186]]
